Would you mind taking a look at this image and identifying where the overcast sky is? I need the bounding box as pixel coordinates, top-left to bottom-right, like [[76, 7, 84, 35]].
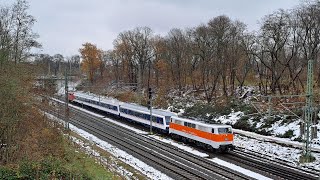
[[2, 0, 302, 56]]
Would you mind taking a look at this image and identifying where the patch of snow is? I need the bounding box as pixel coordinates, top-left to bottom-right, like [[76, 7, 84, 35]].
[[69, 124, 172, 180], [234, 134, 320, 170], [210, 157, 272, 180], [215, 111, 244, 125], [68, 135, 137, 179], [270, 120, 300, 140]]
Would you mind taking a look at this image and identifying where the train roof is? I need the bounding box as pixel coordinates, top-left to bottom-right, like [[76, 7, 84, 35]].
[[171, 116, 232, 128], [120, 102, 177, 117], [73, 91, 176, 117], [74, 92, 119, 104]]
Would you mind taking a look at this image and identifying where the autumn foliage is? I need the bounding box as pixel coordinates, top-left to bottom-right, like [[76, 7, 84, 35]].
[[79, 42, 103, 83]]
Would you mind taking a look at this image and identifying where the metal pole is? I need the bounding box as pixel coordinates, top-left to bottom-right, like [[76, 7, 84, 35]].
[[150, 98, 153, 134], [268, 96, 272, 121], [64, 68, 69, 130], [303, 60, 313, 161]]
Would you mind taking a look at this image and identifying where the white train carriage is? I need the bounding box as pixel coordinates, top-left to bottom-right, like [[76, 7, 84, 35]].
[[169, 116, 234, 151], [71, 92, 120, 116], [119, 103, 176, 132]]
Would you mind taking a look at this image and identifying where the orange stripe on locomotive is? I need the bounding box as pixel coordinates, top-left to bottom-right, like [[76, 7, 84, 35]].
[[169, 123, 233, 142]]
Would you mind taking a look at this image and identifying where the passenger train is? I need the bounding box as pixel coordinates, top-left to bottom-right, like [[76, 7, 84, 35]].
[[68, 92, 234, 152]]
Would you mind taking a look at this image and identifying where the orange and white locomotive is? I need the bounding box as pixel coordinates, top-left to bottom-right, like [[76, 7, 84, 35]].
[[169, 116, 234, 152]]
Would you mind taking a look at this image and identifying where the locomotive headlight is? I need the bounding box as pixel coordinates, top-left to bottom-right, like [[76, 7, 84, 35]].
[[225, 138, 228, 141]]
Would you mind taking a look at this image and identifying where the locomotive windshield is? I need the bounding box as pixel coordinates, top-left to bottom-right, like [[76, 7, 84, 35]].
[[218, 127, 232, 134], [165, 116, 171, 125]]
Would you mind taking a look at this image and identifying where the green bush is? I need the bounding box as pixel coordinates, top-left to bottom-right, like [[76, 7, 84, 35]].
[[0, 166, 18, 180], [277, 130, 294, 138], [182, 103, 217, 121], [255, 129, 272, 136], [294, 136, 303, 142], [0, 157, 92, 180], [182, 98, 256, 122], [233, 117, 255, 131]]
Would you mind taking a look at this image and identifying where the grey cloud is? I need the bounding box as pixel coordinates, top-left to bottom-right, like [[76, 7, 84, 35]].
[[19, 0, 302, 56]]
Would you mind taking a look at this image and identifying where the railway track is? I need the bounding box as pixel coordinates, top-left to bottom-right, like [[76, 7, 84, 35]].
[[46, 98, 320, 180], [219, 148, 319, 180], [44, 102, 253, 180]]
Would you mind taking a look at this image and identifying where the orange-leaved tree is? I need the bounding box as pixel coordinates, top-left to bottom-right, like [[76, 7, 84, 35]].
[[79, 42, 103, 83]]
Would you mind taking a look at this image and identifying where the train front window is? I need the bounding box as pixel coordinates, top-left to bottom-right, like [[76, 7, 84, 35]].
[[218, 128, 232, 134], [165, 116, 170, 125]]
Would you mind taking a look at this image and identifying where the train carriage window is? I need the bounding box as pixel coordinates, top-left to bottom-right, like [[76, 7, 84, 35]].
[[152, 116, 157, 122], [156, 117, 163, 124], [175, 120, 182, 125], [184, 122, 187, 126], [165, 116, 170, 124], [218, 128, 232, 134], [191, 124, 196, 128], [198, 126, 207, 132]]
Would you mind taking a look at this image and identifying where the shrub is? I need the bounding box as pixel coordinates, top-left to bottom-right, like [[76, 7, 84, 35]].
[[182, 103, 217, 120], [233, 117, 255, 131], [256, 129, 272, 136], [277, 130, 294, 138], [0, 166, 18, 179], [15, 157, 91, 179]]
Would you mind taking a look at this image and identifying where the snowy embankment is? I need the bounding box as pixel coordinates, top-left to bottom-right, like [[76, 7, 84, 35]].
[[45, 111, 172, 180], [234, 129, 320, 152], [214, 111, 320, 170], [216, 110, 320, 152]]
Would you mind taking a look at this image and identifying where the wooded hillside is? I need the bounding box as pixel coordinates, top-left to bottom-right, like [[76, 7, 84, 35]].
[[87, 1, 320, 104]]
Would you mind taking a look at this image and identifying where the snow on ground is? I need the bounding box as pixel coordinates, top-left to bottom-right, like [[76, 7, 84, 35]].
[[235, 134, 320, 170], [215, 111, 244, 124], [69, 124, 172, 180], [210, 158, 272, 180], [68, 136, 136, 179], [45, 111, 171, 180], [150, 135, 272, 179], [57, 80, 81, 95], [270, 120, 300, 139]]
